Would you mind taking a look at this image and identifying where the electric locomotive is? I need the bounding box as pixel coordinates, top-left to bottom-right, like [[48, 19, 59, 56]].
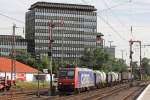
[[58, 67, 95, 93]]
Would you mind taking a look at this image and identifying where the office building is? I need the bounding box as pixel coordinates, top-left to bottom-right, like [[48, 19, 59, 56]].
[[26, 2, 97, 63], [0, 35, 27, 56]]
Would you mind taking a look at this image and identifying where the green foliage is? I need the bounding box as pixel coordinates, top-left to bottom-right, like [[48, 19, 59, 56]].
[[80, 48, 94, 68], [111, 59, 127, 72], [15, 50, 45, 71], [142, 58, 150, 75], [131, 61, 140, 79], [93, 48, 110, 70], [52, 60, 59, 74], [80, 48, 127, 72], [41, 55, 49, 69], [131, 58, 150, 80], [26, 58, 36, 67], [15, 50, 32, 65], [15, 50, 69, 74], [16, 81, 49, 90]]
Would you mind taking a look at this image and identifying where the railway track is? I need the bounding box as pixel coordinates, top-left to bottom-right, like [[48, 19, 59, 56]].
[[0, 88, 49, 100], [95, 82, 147, 100], [41, 83, 130, 100], [122, 85, 146, 100], [81, 84, 130, 100], [44, 81, 143, 100], [0, 81, 147, 100]]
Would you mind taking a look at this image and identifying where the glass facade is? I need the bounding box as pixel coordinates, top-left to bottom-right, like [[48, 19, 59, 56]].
[[26, 2, 97, 63]]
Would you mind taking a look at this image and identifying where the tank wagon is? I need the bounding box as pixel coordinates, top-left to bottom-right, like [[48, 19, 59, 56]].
[[107, 72, 119, 86], [94, 70, 106, 88]]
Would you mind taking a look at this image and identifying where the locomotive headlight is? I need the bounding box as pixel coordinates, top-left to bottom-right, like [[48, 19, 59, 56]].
[[71, 83, 74, 85], [59, 82, 62, 85]]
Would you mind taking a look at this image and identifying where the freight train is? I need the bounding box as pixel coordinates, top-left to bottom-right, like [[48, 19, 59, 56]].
[[58, 67, 132, 93]]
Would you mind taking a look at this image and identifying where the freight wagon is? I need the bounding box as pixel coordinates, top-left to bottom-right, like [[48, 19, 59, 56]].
[[121, 72, 132, 82], [94, 70, 106, 88]]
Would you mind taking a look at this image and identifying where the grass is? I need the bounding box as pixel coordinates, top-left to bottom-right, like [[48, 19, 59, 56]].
[[16, 81, 50, 90], [143, 76, 150, 80]]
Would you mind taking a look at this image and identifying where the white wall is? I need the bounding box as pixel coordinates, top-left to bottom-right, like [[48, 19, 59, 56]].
[[0, 72, 54, 82], [45, 74, 54, 81], [25, 73, 34, 81], [0, 72, 13, 80]]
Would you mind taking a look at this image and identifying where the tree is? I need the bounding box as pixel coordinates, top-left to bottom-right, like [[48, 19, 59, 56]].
[[32, 61, 43, 70], [93, 48, 110, 70], [80, 48, 94, 68], [141, 58, 150, 75], [15, 50, 32, 65], [111, 59, 127, 72], [41, 55, 49, 69], [52, 60, 60, 75], [26, 58, 36, 68], [15, 50, 43, 70], [80, 48, 127, 72], [15, 50, 72, 74], [131, 61, 140, 79]]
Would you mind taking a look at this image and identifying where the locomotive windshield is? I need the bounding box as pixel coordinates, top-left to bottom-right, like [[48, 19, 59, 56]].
[[59, 70, 74, 79]]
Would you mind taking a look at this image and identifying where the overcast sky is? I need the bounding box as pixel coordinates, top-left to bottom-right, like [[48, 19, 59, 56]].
[[0, 0, 150, 64]]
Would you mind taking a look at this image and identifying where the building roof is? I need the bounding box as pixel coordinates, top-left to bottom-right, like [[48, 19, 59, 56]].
[[29, 2, 97, 11], [0, 57, 38, 73]]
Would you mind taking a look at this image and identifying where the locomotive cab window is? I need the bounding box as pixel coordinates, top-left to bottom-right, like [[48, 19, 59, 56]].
[[59, 70, 74, 79]]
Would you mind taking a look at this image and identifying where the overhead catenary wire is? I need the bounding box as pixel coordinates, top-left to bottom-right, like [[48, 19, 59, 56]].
[[97, 0, 133, 42], [101, 0, 129, 40], [0, 12, 24, 24], [80, 0, 128, 41], [98, 15, 128, 41], [99, 0, 132, 13], [0, 9, 25, 36], [103, 0, 129, 29]]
